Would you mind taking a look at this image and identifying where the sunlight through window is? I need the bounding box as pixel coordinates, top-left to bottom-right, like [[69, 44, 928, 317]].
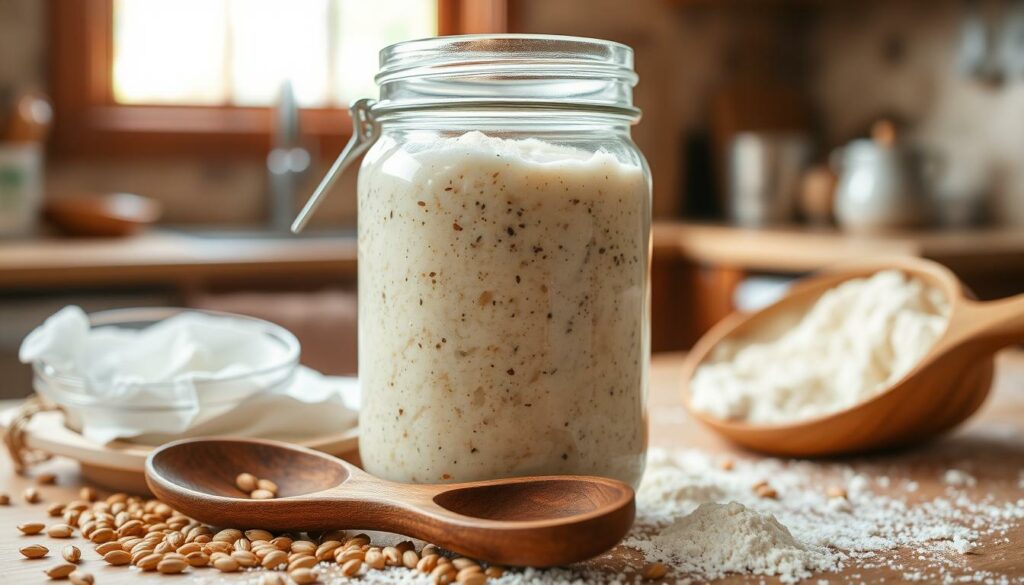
[[112, 0, 436, 108]]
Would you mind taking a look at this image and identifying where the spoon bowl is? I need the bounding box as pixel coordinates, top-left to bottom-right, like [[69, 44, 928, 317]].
[[682, 256, 1024, 457], [147, 439, 350, 498], [146, 437, 634, 567]]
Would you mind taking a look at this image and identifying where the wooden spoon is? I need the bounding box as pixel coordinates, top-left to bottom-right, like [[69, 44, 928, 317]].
[[682, 256, 1024, 457], [145, 437, 634, 567]]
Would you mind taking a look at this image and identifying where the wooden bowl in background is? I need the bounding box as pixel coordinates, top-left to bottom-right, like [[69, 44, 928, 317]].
[[44, 192, 162, 237]]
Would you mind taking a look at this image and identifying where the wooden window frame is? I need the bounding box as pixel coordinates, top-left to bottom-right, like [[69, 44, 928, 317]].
[[48, 0, 509, 159]]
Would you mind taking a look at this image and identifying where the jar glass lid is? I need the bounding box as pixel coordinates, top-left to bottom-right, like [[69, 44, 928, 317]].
[[373, 34, 640, 118]]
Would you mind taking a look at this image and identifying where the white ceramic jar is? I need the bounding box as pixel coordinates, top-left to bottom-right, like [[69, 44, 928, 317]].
[[324, 35, 652, 488]]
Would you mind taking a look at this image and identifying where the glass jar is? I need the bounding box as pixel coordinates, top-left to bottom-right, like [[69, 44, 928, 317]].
[[300, 34, 650, 488]]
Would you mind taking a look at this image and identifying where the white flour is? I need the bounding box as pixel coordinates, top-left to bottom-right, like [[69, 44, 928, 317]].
[[225, 446, 1023, 585], [640, 502, 833, 583], [943, 468, 977, 487], [691, 270, 949, 423], [617, 448, 1024, 584]]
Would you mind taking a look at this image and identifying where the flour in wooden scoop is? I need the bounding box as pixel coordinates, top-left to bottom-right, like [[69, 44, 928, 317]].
[[690, 269, 950, 424]]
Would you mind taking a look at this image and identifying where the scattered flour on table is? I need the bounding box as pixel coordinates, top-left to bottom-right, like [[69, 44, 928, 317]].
[[226, 448, 1024, 584], [690, 269, 950, 423], [618, 449, 1024, 584], [943, 468, 977, 487]]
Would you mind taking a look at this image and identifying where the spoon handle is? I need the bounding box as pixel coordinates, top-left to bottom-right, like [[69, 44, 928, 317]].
[[960, 293, 1024, 350], [310, 474, 635, 567]]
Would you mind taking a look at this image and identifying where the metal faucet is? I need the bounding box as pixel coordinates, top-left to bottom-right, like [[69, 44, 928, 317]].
[[267, 80, 312, 232]]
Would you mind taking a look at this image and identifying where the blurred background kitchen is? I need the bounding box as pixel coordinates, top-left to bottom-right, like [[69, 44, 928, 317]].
[[2, 0, 1023, 396]]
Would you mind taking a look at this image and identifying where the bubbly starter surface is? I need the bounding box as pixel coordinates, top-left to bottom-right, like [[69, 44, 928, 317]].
[[358, 131, 649, 487]]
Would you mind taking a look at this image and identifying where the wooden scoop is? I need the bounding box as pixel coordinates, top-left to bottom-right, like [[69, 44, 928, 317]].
[[682, 256, 1024, 457], [145, 437, 634, 567]]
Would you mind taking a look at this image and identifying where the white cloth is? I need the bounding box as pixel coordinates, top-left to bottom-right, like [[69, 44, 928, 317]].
[[19, 306, 358, 445]]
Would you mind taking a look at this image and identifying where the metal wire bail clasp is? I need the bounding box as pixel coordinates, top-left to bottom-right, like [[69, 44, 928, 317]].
[[290, 98, 380, 233]]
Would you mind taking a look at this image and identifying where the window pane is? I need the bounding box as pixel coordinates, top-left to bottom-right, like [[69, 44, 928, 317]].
[[227, 0, 331, 107], [112, 0, 438, 108], [332, 0, 437, 106], [113, 0, 228, 105]]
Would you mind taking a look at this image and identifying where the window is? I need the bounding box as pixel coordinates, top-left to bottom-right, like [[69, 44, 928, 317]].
[[111, 0, 437, 108], [49, 0, 508, 157]]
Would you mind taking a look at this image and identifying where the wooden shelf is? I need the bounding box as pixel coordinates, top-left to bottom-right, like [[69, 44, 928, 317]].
[[649, 221, 1024, 350], [4, 222, 1021, 353], [653, 221, 1024, 275], [0, 230, 357, 290]]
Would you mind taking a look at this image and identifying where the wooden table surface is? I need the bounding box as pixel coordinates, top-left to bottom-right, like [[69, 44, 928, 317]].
[[2, 351, 1023, 583]]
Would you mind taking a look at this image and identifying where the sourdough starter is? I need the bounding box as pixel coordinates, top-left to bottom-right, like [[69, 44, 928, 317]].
[[357, 131, 649, 486]]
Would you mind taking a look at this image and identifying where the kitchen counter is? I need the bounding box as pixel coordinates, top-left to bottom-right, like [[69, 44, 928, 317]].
[[5, 222, 1024, 290], [651, 222, 1024, 349], [3, 223, 1023, 354], [0, 230, 358, 289], [653, 221, 1024, 274], [1, 351, 1022, 583]]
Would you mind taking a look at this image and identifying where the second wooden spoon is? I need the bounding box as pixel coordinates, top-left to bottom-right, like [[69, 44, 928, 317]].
[[145, 437, 635, 567]]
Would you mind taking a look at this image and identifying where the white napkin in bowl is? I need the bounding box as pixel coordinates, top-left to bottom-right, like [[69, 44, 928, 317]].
[[21, 306, 290, 390], [19, 306, 358, 445], [84, 366, 360, 446]]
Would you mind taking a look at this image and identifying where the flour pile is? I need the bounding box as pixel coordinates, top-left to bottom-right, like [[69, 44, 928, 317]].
[[642, 502, 832, 582], [690, 269, 950, 423]]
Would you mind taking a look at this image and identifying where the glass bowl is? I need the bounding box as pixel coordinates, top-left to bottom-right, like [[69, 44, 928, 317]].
[[31, 307, 301, 443]]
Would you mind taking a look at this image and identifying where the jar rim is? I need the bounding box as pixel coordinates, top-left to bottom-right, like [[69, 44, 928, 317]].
[[373, 34, 640, 120], [369, 99, 641, 121], [377, 34, 636, 83]]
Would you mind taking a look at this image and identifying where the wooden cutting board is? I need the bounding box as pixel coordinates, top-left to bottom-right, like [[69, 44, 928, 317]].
[[0, 407, 358, 494]]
